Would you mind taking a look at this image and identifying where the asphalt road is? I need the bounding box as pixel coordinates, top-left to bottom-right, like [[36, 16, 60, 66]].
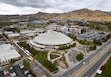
[[34, 60, 53, 77], [12, 38, 111, 77], [30, 62, 44, 77], [82, 49, 111, 77], [13, 42, 48, 77], [58, 39, 111, 77]]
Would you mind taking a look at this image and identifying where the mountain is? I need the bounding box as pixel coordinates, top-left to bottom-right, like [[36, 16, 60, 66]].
[[0, 12, 58, 22], [21, 12, 59, 20], [57, 8, 111, 21], [0, 8, 111, 22], [107, 11, 111, 14]]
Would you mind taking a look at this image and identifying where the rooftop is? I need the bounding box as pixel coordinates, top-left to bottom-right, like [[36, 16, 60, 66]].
[[32, 30, 73, 46], [0, 44, 20, 63]]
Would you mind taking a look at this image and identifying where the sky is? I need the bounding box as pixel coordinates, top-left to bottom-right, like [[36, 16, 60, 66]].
[[0, 0, 111, 15]]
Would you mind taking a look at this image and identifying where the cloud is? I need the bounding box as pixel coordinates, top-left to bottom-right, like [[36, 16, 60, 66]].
[[0, 0, 111, 15], [0, 2, 42, 15], [0, 0, 52, 8]]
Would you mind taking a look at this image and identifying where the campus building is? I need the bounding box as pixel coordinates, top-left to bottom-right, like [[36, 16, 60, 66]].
[[0, 44, 21, 65], [30, 30, 73, 49]]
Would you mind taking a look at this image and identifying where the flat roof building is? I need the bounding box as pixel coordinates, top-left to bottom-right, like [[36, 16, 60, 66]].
[[0, 44, 21, 65], [4, 31, 20, 40]]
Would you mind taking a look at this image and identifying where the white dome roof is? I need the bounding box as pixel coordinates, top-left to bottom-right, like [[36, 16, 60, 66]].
[[33, 31, 72, 46]]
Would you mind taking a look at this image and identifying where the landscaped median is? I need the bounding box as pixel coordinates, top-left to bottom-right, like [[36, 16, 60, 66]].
[[18, 42, 58, 72]]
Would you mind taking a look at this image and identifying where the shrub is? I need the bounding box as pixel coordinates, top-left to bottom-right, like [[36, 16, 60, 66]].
[[90, 45, 96, 51]]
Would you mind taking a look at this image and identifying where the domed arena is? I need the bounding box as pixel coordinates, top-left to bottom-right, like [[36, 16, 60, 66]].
[[30, 30, 73, 49]]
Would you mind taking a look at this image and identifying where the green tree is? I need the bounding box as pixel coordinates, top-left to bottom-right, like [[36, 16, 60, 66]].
[[76, 53, 84, 61], [93, 39, 102, 45], [107, 34, 111, 39]]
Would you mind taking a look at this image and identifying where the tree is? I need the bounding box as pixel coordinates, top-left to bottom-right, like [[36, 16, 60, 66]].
[[76, 53, 84, 61], [93, 39, 102, 45], [72, 43, 76, 47], [107, 34, 111, 39]]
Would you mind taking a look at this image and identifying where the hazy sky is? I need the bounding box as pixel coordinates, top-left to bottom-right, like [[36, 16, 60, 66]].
[[0, 0, 111, 15]]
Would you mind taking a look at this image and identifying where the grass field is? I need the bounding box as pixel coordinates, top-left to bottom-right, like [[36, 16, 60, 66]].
[[18, 42, 58, 72]]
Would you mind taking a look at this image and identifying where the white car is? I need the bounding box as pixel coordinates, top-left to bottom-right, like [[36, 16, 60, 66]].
[[28, 74, 33, 77], [24, 70, 29, 75], [3, 70, 9, 75], [20, 65, 24, 69], [82, 61, 86, 65], [11, 72, 17, 77]]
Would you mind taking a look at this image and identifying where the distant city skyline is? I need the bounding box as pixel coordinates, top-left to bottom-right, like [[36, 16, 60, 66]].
[[0, 0, 111, 15]]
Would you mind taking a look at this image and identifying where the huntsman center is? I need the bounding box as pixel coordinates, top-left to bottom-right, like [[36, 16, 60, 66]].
[[30, 31, 73, 49]]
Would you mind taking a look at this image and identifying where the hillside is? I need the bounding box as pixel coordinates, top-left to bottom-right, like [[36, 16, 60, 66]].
[[57, 9, 111, 21], [0, 8, 111, 22], [22, 12, 58, 20], [0, 12, 58, 22]]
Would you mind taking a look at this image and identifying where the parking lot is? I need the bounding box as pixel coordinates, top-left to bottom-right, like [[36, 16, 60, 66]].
[[68, 50, 80, 63], [13, 65, 26, 77], [2, 64, 33, 77], [77, 30, 107, 42]]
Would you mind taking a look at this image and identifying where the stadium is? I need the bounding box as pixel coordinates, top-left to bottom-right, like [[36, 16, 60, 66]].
[[30, 30, 73, 49]]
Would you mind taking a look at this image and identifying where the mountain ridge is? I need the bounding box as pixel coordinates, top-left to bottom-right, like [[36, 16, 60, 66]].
[[57, 8, 111, 21], [0, 8, 111, 22]]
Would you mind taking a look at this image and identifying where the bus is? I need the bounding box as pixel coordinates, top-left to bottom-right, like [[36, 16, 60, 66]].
[[27, 56, 34, 61]]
